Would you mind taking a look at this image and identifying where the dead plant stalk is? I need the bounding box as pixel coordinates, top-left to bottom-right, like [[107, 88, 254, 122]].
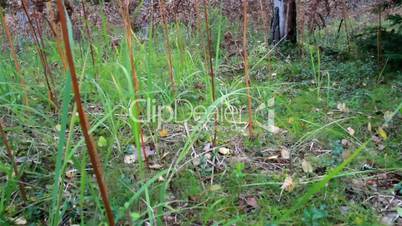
[[159, 0, 176, 91], [203, 0, 218, 146], [21, 1, 57, 110], [122, 1, 149, 168], [56, 1, 115, 225], [0, 121, 28, 202], [243, 0, 254, 137], [2, 15, 29, 105]]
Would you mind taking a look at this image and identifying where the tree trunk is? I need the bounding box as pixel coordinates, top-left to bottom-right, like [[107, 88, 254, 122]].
[[271, 0, 297, 43]]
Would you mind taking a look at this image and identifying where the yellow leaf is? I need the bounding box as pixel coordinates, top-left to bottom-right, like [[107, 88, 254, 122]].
[[377, 127, 388, 140], [159, 129, 169, 138], [281, 176, 295, 192]]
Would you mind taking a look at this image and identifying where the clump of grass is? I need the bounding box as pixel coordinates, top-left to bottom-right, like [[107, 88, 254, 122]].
[[56, 1, 115, 225]]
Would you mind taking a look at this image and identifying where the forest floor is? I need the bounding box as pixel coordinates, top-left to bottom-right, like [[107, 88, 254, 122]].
[[1, 9, 402, 226]]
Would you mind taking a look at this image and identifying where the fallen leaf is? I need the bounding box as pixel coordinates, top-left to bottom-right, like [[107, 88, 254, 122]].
[[281, 176, 295, 192], [65, 169, 77, 179], [342, 150, 351, 160], [97, 136, 107, 147], [209, 184, 222, 192], [149, 164, 163, 170], [124, 154, 137, 164], [337, 103, 349, 113], [268, 155, 279, 160], [192, 157, 201, 166], [368, 122, 372, 132], [256, 103, 266, 112], [246, 196, 259, 209], [341, 139, 349, 146], [347, 127, 355, 136], [203, 143, 212, 152], [302, 159, 313, 173], [384, 111, 393, 122], [372, 135, 382, 144], [267, 125, 282, 134], [159, 129, 169, 138], [281, 148, 290, 159], [219, 147, 232, 155], [14, 217, 27, 225], [55, 124, 61, 132], [377, 127, 388, 140]]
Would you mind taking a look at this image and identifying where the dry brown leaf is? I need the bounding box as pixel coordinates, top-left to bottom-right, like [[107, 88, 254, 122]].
[[159, 129, 169, 138], [281, 176, 295, 192], [246, 196, 259, 209]]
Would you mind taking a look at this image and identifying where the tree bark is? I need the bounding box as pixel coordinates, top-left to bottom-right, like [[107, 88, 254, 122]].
[[271, 0, 297, 43]]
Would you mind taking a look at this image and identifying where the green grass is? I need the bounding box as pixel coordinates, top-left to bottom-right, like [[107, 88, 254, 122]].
[[0, 9, 401, 226]]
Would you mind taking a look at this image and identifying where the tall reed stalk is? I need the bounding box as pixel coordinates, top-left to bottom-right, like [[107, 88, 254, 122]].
[[81, 1, 96, 68], [56, 1, 115, 225], [194, 0, 202, 34], [242, 0, 254, 138], [158, 0, 176, 92], [0, 120, 28, 202], [203, 0, 218, 146], [377, 5, 382, 66], [2, 15, 29, 105], [122, 0, 149, 168], [21, 1, 57, 110]]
